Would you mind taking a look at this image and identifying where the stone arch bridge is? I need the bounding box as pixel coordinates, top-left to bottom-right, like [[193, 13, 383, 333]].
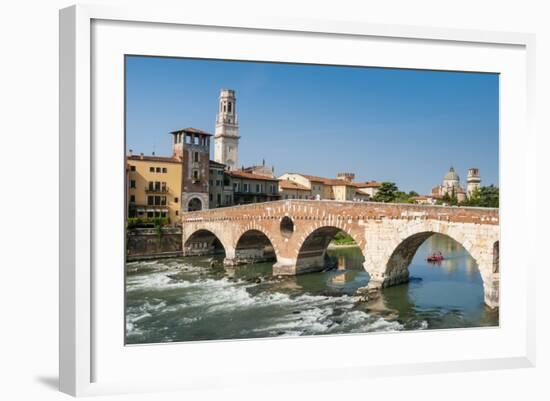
[[181, 200, 499, 308]]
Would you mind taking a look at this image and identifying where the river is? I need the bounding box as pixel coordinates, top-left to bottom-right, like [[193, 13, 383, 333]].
[[126, 233, 498, 344]]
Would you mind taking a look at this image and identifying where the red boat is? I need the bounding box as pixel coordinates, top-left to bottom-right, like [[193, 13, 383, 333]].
[[427, 251, 444, 262]]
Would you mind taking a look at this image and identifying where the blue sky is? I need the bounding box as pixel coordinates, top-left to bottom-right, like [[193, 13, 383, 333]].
[[126, 56, 499, 194]]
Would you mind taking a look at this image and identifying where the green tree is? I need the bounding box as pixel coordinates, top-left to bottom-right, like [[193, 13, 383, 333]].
[[478, 185, 499, 207], [373, 182, 399, 203], [461, 185, 499, 208]]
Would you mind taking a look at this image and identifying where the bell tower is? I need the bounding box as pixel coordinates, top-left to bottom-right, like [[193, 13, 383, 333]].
[[467, 168, 481, 198], [214, 89, 240, 170]]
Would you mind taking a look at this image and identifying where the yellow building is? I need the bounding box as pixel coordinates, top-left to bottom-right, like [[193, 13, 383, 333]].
[[127, 154, 183, 224]]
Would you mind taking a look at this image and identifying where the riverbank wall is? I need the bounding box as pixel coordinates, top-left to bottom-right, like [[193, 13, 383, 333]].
[[126, 227, 182, 261]]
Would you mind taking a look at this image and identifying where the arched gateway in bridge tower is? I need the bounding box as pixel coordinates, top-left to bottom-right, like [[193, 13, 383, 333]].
[[181, 200, 500, 308]]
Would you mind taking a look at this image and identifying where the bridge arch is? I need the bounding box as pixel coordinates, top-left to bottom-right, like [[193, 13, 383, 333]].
[[366, 223, 500, 308], [294, 224, 366, 274], [227, 228, 279, 266], [182, 228, 227, 257]]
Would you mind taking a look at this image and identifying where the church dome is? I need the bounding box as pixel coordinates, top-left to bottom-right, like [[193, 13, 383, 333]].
[[444, 167, 460, 181]]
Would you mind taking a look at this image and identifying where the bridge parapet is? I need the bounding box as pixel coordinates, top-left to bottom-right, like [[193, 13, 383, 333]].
[[182, 200, 499, 225]]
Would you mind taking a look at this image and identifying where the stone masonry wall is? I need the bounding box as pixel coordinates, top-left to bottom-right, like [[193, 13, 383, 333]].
[[127, 227, 182, 261]]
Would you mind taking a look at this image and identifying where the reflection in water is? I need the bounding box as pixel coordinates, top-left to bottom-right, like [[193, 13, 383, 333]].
[[125, 234, 498, 344]]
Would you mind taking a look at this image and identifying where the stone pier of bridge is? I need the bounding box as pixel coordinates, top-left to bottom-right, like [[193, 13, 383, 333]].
[[181, 200, 500, 308]]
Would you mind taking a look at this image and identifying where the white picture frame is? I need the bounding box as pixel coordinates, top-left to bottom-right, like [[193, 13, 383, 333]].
[[59, 4, 536, 397]]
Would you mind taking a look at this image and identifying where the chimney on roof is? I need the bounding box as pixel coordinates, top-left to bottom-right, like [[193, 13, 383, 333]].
[[262, 158, 265, 166], [152, 151, 155, 156], [128, 149, 133, 156], [140, 153, 144, 160]]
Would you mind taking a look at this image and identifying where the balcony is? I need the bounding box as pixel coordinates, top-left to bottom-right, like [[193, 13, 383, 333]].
[[134, 204, 168, 209], [145, 187, 169, 194]]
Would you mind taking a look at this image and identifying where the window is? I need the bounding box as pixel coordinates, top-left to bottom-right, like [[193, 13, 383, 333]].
[[256, 184, 260, 193], [129, 165, 136, 171], [174, 197, 178, 203], [233, 182, 240, 192], [130, 180, 136, 188], [216, 180, 221, 187], [162, 167, 167, 173], [194, 151, 199, 162], [209, 194, 213, 201], [185, 135, 191, 144], [175, 210, 179, 216], [228, 102, 232, 113], [218, 170, 223, 176], [129, 195, 135, 202], [243, 183, 249, 193], [156, 167, 161, 173], [147, 196, 154, 205], [217, 194, 221, 204], [147, 211, 154, 218], [193, 170, 199, 180], [209, 180, 213, 186], [160, 196, 166, 205], [161, 212, 167, 218]]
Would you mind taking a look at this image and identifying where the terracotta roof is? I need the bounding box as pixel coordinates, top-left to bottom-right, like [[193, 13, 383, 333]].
[[324, 179, 351, 186], [299, 174, 332, 184], [127, 155, 182, 164], [229, 170, 280, 182], [283, 173, 381, 188], [353, 181, 382, 188], [169, 127, 212, 136], [285, 173, 347, 186], [209, 160, 226, 168], [279, 180, 310, 191]]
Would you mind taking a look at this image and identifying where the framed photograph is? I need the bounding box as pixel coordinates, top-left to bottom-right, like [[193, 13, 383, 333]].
[[59, 4, 536, 397]]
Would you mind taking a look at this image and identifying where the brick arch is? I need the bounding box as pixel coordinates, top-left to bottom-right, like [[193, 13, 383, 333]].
[[232, 223, 281, 260], [182, 227, 229, 257], [186, 197, 203, 212], [292, 220, 367, 274], [229, 224, 280, 264]]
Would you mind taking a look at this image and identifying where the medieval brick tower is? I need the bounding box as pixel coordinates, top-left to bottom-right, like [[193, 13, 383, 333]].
[[467, 168, 481, 198], [171, 127, 212, 211], [214, 89, 240, 170]]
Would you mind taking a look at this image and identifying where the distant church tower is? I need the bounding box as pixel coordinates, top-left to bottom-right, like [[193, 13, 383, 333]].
[[214, 89, 240, 170], [467, 168, 481, 198]]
